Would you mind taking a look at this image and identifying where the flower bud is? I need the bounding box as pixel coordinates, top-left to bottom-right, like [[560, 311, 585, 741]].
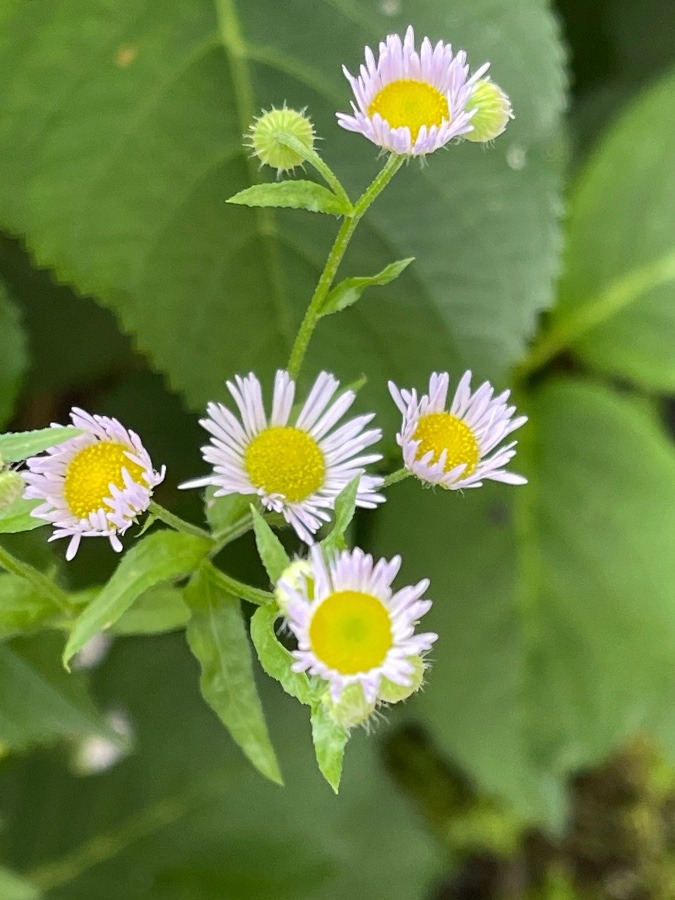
[[464, 80, 513, 143], [275, 558, 313, 617], [0, 469, 25, 510], [378, 655, 426, 704], [247, 107, 315, 174], [322, 683, 376, 730]]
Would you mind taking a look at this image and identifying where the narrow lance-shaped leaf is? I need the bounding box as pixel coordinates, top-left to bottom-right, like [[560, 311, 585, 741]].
[[318, 258, 415, 318], [185, 564, 282, 785], [251, 506, 290, 584], [250, 604, 318, 706], [63, 530, 210, 667], [228, 181, 352, 217], [321, 476, 360, 553], [310, 703, 349, 794], [0, 426, 82, 462], [0, 497, 43, 534]]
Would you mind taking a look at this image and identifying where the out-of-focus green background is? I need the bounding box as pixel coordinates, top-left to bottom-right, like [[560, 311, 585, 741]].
[[0, 0, 673, 897]]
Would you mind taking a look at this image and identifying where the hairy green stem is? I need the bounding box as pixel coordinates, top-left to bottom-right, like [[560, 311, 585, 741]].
[[287, 153, 405, 379], [277, 133, 353, 210], [0, 543, 72, 615], [383, 467, 412, 489], [149, 502, 213, 542], [205, 562, 274, 607]]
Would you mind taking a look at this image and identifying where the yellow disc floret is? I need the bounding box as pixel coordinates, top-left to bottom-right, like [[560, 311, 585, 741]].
[[368, 79, 449, 141], [64, 442, 145, 519], [413, 411, 480, 478], [244, 426, 325, 502], [309, 590, 393, 674]]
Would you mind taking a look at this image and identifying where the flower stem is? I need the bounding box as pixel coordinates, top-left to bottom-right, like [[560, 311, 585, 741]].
[[205, 562, 273, 607], [383, 467, 412, 489], [0, 542, 72, 615], [287, 153, 406, 379], [277, 133, 353, 211], [149, 502, 213, 542]]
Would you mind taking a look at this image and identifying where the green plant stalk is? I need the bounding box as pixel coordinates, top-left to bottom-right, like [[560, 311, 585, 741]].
[[287, 153, 406, 378], [383, 468, 412, 489], [0, 542, 72, 615], [149, 502, 213, 542], [205, 561, 274, 607], [277, 133, 353, 210]]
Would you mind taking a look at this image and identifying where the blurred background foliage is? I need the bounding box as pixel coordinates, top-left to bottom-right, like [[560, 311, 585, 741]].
[[0, 0, 673, 897]]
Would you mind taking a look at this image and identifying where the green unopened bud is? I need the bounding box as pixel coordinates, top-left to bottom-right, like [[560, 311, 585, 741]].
[[323, 683, 376, 730], [275, 559, 313, 617], [247, 106, 315, 174], [0, 469, 25, 510], [465, 80, 513, 143], [378, 656, 426, 705]]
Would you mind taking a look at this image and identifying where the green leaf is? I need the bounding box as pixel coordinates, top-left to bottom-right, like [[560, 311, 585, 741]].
[[310, 703, 349, 794], [0, 867, 40, 900], [371, 378, 675, 824], [0, 633, 113, 752], [0, 497, 44, 534], [0, 574, 57, 640], [0, 282, 28, 428], [185, 565, 282, 784], [546, 68, 675, 389], [321, 476, 359, 552], [318, 258, 414, 317], [0, 426, 82, 462], [63, 531, 210, 668], [250, 604, 317, 706], [251, 506, 290, 584], [0, 0, 565, 425], [204, 488, 250, 535], [112, 585, 191, 635], [228, 180, 352, 216]]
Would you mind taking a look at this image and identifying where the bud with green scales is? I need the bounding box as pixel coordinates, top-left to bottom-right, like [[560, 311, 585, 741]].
[[464, 80, 513, 143], [247, 107, 316, 175]]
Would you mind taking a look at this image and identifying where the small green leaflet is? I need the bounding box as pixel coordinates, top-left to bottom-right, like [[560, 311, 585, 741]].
[[250, 604, 318, 706], [185, 565, 282, 784], [310, 703, 349, 794], [321, 476, 359, 553], [251, 506, 290, 584], [63, 530, 210, 668], [318, 258, 415, 318], [0, 496, 43, 534], [227, 181, 352, 217], [0, 426, 82, 461]]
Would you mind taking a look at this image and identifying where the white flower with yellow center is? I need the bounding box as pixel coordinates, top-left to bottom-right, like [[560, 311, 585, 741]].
[[23, 409, 165, 560], [337, 25, 489, 156], [282, 545, 437, 703], [389, 371, 528, 489], [182, 371, 384, 543]]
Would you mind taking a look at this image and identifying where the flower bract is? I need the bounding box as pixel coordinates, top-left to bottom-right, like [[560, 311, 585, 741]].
[[337, 25, 489, 155], [23, 409, 165, 560], [389, 371, 527, 489], [281, 545, 437, 703], [182, 371, 384, 543]]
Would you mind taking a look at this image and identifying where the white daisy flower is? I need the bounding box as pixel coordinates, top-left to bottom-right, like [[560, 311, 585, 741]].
[[337, 25, 489, 156], [181, 371, 384, 543], [282, 545, 437, 703], [389, 371, 528, 489], [23, 409, 165, 560]]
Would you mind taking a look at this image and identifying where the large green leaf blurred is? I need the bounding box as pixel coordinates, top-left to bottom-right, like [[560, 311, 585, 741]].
[[550, 68, 675, 389], [370, 379, 675, 821], [0, 0, 565, 425], [0, 282, 28, 428], [0, 633, 442, 899]]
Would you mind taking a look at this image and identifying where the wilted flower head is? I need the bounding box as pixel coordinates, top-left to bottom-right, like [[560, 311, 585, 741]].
[[181, 371, 383, 544], [337, 25, 489, 155], [281, 545, 437, 703], [389, 371, 527, 489], [23, 409, 165, 560]]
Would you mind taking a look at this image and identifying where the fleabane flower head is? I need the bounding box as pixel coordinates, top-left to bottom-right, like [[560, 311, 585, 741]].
[[337, 25, 490, 156], [246, 106, 315, 175], [23, 409, 165, 560], [181, 371, 384, 543], [464, 79, 513, 143], [389, 371, 528, 489], [282, 545, 437, 703]]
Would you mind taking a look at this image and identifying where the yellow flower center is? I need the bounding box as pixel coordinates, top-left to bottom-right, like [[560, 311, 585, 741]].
[[368, 79, 449, 141], [64, 441, 145, 519], [413, 412, 480, 478], [309, 590, 393, 674], [244, 426, 325, 502]]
